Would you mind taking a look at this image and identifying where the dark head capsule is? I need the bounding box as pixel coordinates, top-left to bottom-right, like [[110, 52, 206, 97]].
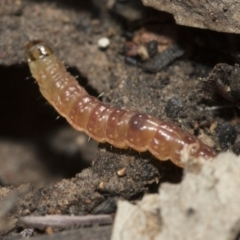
[[26, 40, 53, 62]]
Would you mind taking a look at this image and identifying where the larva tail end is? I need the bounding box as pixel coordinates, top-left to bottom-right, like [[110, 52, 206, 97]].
[[26, 40, 53, 62]]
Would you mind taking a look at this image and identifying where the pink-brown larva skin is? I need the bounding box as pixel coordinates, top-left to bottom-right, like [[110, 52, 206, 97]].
[[26, 41, 217, 167]]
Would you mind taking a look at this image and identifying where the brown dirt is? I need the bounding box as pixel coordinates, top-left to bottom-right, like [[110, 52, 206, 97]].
[[1, 0, 240, 239]]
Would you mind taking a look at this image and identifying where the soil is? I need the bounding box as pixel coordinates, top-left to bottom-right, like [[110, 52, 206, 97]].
[[1, 0, 240, 239]]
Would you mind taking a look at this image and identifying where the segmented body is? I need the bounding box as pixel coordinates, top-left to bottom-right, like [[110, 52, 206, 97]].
[[26, 41, 216, 167]]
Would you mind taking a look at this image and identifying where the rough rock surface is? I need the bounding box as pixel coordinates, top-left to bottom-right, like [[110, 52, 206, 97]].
[[112, 152, 240, 240], [142, 0, 240, 33], [1, 0, 240, 239]]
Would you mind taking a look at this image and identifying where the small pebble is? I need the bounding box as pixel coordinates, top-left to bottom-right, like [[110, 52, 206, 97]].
[[165, 98, 183, 118], [216, 123, 236, 149], [98, 181, 106, 189], [20, 228, 34, 238], [92, 198, 117, 214], [117, 167, 127, 176], [45, 226, 54, 235], [98, 37, 110, 49]]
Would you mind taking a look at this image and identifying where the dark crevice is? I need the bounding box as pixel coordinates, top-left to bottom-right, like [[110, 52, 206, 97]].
[[0, 64, 99, 178]]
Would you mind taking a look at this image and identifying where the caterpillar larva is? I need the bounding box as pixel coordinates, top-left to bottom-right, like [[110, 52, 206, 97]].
[[26, 40, 216, 167]]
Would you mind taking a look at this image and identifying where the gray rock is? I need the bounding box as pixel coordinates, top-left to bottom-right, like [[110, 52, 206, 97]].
[[142, 0, 240, 33], [112, 152, 240, 240]]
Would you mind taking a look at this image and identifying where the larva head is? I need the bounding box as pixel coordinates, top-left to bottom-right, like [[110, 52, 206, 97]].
[[26, 40, 53, 62]]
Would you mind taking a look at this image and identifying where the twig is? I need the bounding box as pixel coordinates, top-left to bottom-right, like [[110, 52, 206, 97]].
[[20, 214, 113, 230]]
